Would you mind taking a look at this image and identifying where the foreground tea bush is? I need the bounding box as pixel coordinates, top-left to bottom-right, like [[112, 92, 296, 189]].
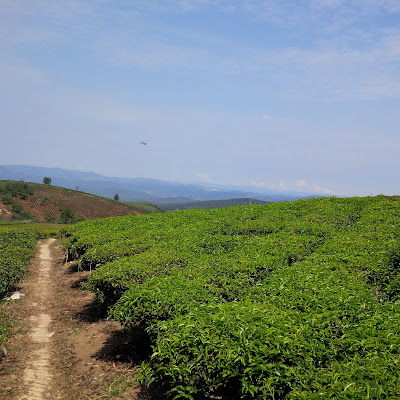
[[0, 228, 45, 297], [63, 196, 400, 398], [147, 300, 400, 399], [0, 227, 46, 353]]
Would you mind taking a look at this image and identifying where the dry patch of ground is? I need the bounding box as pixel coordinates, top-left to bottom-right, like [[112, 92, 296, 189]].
[[1, 239, 154, 399], [0, 182, 141, 223]]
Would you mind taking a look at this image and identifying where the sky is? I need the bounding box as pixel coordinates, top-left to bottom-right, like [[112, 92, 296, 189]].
[[1, 0, 400, 196]]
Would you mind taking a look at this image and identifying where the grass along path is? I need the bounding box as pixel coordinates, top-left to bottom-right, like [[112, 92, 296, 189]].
[[1, 239, 148, 400]]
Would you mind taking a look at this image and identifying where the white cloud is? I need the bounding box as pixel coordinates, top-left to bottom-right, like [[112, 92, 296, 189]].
[[98, 18, 400, 100], [249, 180, 268, 188], [3, 0, 399, 102], [196, 172, 212, 182], [262, 114, 272, 120], [272, 179, 336, 194], [272, 180, 289, 192], [312, 184, 335, 195], [93, 28, 400, 101], [295, 179, 308, 191]]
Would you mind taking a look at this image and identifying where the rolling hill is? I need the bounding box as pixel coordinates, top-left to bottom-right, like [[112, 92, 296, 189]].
[[0, 181, 142, 223]]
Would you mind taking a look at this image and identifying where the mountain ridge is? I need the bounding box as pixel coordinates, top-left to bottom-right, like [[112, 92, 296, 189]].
[[0, 165, 319, 203]]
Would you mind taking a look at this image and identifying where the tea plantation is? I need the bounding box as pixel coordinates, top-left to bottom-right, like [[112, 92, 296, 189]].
[[62, 196, 400, 399], [0, 227, 46, 351]]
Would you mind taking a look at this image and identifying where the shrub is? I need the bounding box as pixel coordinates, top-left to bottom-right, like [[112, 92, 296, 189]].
[[60, 207, 75, 224]]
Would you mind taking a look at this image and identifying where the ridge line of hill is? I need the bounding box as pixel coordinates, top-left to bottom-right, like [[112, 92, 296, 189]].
[[0, 165, 320, 204]]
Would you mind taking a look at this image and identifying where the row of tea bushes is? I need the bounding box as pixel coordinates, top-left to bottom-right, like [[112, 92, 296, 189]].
[[0, 228, 45, 297], [0, 227, 45, 351], [62, 196, 400, 398]]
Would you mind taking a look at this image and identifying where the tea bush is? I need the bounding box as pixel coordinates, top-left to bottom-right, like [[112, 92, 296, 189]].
[[0, 228, 45, 297], [63, 196, 400, 398], [0, 227, 45, 352]]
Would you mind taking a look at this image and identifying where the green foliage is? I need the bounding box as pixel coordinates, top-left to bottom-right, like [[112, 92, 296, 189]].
[[0, 221, 63, 236], [101, 375, 136, 399], [0, 181, 34, 200], [62, 196, 400, 398], [160, 198, 269, 211], [0, 227, 46, 357], [11, 201, 23, 214], [124, 201, 162, 214], [11, 212, 35, 222], [0, 228, 45, 297], [44, 211, 57, 223], [59, 207, 78, 224], [81, 239, 149, 267], [1, 194, 13, 205], [114, 193, 120, 201], [0, 181, 37, 221], [42, 176, 51, 185]]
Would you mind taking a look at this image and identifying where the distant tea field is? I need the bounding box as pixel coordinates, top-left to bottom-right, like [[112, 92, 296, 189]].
[[62, 196, 400, 399]]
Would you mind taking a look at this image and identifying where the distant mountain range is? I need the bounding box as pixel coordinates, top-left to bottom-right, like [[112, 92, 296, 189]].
[[0, 165, 320, 204]]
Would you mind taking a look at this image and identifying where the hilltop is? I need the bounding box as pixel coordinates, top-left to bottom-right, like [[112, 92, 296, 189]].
[[0, 181, 141, 223]]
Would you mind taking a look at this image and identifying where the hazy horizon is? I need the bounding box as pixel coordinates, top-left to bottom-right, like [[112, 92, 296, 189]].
[[1, 1, 399, 197]]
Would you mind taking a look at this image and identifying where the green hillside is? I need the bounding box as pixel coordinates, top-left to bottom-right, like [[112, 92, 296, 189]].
[[62, 196, 400, 399], [0, 181, 156, 223]]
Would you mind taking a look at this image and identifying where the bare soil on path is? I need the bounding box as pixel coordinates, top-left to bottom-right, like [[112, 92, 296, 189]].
[[1, 239, 152, 399]]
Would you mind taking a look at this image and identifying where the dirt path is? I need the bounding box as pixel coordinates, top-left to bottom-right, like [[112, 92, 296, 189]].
[[20, 238, 55, 399], [1, 239, 150, 399]]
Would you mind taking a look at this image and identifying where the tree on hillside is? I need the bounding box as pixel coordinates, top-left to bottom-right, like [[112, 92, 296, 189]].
[[114, 193, 120, 201], [43, 177, 52, 185]]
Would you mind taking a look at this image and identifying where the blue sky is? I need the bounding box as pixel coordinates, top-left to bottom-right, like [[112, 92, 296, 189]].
[[1, 1, 400, 196]]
